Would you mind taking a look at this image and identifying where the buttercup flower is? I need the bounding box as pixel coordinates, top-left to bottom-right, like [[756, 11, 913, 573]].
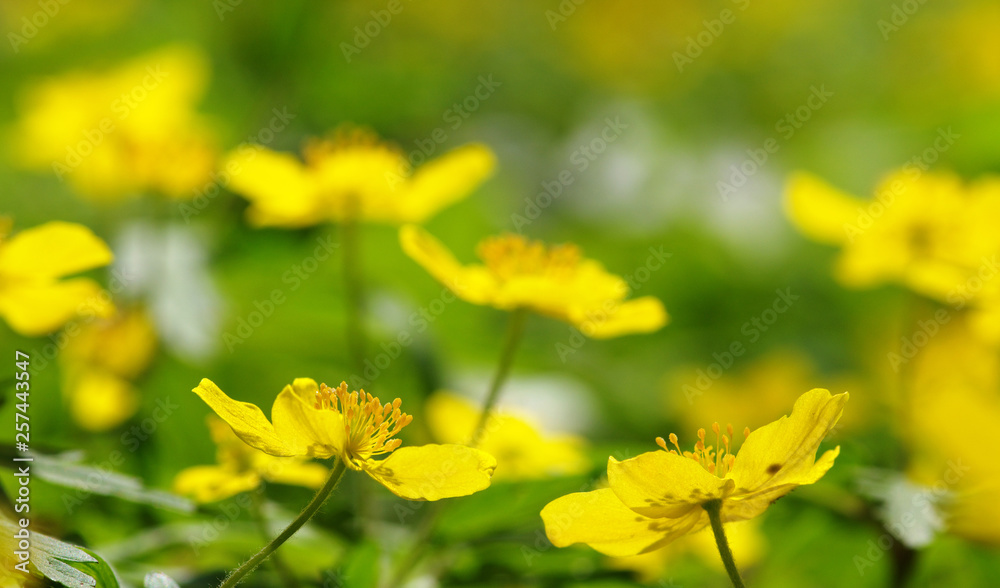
[[0, 219, 114, 335], [60, 308, 157, 431], [192, 378, 496, 500], [784, 170, 1000, 302], [11, 45, 216, 200], [175, 416, 329, 503], [425, 392, 589, 481], [222, 127, 496, 227], [541, 389, 846, 556], [399, 226, 668, 338]]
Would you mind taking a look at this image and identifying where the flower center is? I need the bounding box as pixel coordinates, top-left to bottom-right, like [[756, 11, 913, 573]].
[[314, 382, 413, 464], [656, 423, 750, 478], [476, 234, 581, 280]]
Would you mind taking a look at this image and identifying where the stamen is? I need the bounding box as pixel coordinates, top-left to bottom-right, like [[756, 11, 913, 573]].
[[314, 382, 413, 463]]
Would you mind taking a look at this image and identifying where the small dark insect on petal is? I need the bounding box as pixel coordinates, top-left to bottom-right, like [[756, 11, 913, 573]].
[[766, 463, 782, 474]]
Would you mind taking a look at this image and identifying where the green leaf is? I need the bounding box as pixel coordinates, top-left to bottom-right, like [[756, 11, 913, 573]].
[[0, 515, 118, 588], [30, 451, 194, 513]]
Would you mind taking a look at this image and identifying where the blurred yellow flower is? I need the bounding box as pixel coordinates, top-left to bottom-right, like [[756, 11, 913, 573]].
[[10, 45, 216, 201], [541, 389, 846, 556], [192, 378, 496, 501], [0, 219, 113, 336], [399, 226, 668, 338], [785, 170, 1000, 302], [903, 317, 1000, 545], [60, 308, 157, 431], [669, 351, 868, 433], [424, 392, 589, 481], [610, 519, 764, 582], [174, 416, 329, 503], [222, 128, 495, 227]]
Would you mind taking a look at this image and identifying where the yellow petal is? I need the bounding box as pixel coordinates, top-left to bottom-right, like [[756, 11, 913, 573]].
[[541, 488, 708, 557], [727, 389, 847, 496], [578, 296, 669, 339], [784, 172, 861, 245], [398, 225, 497, 304], [66, 370, 140, 432], [0, 221, 112, 278], [608, 451, 734, 518], [223, 147, 322, 227], [173, 465, 261, 503], [397, 143, 496, 223], [191, 378, 295, 457], [0, 277, 113, 336], [270, 382, 344, 459], [363, 444, 496, 501]]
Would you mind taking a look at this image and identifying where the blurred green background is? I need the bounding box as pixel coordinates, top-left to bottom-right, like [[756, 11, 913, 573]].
[[2, 1, 999, 586]]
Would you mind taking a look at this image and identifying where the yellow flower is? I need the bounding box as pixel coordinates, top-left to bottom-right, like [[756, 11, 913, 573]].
[[0, 219, 114, 336], [424, 391, 589, 481], [902, 317, 1000, 545], [784, 170, 1000, 302], [174, 416, 329, 503], [399, 226, 668, 338], [541, 389, 846, 556], [222, 127, 496, 227], [610, 519, 764, 582], [60, 308, 157, 431], [192, 378, 496, 500], [11, 45, 216, 200], [667, 350, 868, 434]]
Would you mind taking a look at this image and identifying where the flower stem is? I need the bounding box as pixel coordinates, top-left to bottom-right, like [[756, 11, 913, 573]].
[[471, 307, 528, 445], [703, 500, 747, 588], [248, 491, 299, 588], [220, 460, 348, 588]]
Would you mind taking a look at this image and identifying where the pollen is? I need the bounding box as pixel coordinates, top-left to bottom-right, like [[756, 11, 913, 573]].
[[314, 382, 413, 464], [476, 234, 581, 281], [657, 421, 744, 478]]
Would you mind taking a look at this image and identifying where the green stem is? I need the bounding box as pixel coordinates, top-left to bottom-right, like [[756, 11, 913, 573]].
[[341, 219, 367, 377], [220, 460, 348, 588], [384, 309, 527, 587], [704, 500, 747, 588], [470, 308, 528, 445], [248, 492, 300, 588]]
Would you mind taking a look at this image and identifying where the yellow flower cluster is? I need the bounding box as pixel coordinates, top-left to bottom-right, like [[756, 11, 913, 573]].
[[11, 45, 216, 200], [786, 170, 1000, 341]]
